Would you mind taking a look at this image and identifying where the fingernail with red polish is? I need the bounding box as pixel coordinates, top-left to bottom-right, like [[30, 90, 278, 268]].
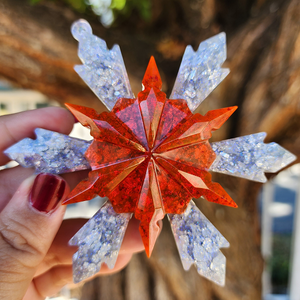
[[30, 174, 67, 213]]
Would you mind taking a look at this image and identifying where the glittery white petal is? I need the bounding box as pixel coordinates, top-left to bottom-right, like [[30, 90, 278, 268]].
[[168, 200, 229, 286], [170, 33, 229, 112], [4, 128, 91, 174], [69, 201, 131, 283], [71, 19, 134, 111], [210, 132, 296, 182]]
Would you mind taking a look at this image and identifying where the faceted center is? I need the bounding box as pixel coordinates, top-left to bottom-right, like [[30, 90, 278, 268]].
[[63, 56, 238, 258]]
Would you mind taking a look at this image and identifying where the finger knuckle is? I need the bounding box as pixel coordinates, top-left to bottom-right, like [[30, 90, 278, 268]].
[[0, 249, 26, 278], [0, 215, 44, 266]]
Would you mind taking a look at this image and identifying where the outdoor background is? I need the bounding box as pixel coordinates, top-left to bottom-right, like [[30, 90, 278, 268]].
[[1, 0, 300, 299]]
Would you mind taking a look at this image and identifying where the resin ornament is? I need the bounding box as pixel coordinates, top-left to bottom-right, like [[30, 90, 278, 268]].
[[63, 57, 238, 258], [5, 19, 296, 286]]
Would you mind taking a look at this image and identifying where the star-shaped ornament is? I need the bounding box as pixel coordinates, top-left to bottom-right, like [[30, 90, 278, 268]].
[[63, 57, 237, 257], [5, 19, 296, 286]]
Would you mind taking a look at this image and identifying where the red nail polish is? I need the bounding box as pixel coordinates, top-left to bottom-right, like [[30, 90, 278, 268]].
[[30, 174, 67, 213]]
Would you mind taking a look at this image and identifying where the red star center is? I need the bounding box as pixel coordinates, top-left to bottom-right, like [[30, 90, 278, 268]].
[[63, 57, 237, 256]]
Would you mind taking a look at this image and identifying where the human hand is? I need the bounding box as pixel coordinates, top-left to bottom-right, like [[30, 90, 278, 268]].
[[0, 107, 144, 300]]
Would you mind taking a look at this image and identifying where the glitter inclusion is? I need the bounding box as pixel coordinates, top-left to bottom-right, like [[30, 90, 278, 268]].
[[63, 57, 238, 257]]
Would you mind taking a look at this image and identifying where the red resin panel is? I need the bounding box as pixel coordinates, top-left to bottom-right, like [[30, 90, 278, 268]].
[[108, 159, 148, 213], [155, 161, 191, 214], [154, 99, 192, 148], [113, 98, 149, 150], [158, 142, 216, 171], [95, 112, 144, 147], [135, 161, 164, 256], [86, 140, 144, 170], [155, 157, 237, 208], [140, 89, 164, 148]]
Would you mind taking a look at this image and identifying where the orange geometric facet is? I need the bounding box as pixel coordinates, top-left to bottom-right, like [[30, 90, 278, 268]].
[[63, 57, 238, 255], [142, 56, 162, 90]]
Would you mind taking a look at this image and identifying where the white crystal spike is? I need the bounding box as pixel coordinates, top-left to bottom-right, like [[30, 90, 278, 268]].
[[210, 132, 296, 182], [170, 33, 229, 112], [69, 201, 132, 283], [71, 19, 134, 111], [4, 128, 91, 174], [168, 200, 229, 286]]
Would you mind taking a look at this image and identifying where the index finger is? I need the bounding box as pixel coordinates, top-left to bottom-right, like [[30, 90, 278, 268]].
[[0, 107, 74, 165]]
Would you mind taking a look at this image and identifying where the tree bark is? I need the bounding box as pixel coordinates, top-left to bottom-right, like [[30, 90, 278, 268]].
[[1, 0, 299, 299]]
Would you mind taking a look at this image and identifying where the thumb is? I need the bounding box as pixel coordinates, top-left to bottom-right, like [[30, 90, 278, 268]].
[[0, 174, 69, 300]]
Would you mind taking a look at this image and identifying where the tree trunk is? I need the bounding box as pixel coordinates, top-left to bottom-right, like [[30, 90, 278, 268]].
[[1, 0, 299, 299]]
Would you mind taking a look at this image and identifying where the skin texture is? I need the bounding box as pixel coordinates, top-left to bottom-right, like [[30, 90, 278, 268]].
[[0, 107, 145, 300]]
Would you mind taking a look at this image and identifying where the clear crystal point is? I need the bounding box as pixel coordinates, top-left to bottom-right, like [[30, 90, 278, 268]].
[[4, 128, 91, 174], [69, 201, 131, 283], [168, 200, 229, 286], [71, 20, 134, 111], [170, 33, 229, 112], [210, 132, 296, 182]]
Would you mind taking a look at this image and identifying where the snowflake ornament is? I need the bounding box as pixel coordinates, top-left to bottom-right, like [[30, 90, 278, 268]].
[[5, 20, 296, 286]]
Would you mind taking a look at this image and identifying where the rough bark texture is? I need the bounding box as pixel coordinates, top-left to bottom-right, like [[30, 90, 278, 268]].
[[1, 0, 300, 299]]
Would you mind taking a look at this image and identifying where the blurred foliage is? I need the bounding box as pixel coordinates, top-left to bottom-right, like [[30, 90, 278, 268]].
[[270, 234, 292, 294], [30, 0, 87, 12], [113, 0, 151, 22], [29, 0, 151, 25]]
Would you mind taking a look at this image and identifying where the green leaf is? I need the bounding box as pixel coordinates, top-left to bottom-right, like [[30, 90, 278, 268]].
[[111, 0, 126, 10]]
